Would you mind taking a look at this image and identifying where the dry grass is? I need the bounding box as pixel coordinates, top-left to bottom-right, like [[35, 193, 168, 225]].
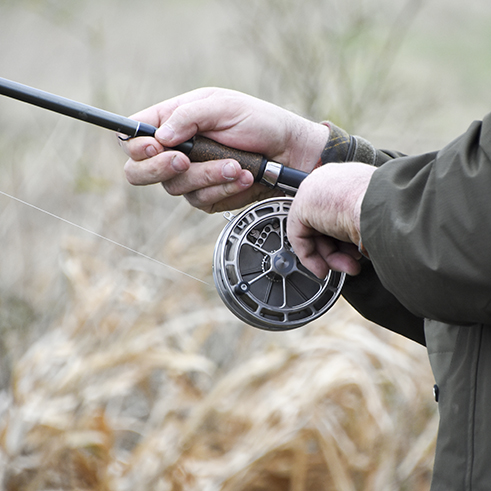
[[1, 0, 490, 489], [1, 236, 436, 490]]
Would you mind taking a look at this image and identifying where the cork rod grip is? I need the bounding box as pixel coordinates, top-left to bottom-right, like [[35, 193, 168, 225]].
[[187, 135, 266, 181]]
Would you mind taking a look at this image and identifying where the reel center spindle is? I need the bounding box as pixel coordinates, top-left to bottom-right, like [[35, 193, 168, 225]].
[[271, 249, 296, 275]]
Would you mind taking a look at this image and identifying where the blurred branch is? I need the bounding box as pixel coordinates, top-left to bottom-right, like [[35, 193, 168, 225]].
[[224, 0, 425, 130], [356, 0, 426, 122]]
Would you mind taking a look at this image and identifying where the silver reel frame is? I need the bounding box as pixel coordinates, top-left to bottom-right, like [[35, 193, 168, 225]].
[[213, 197, 345, 331]]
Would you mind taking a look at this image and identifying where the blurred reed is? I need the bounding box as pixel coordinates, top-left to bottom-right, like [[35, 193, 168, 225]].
[[0, 237, 436, 489]]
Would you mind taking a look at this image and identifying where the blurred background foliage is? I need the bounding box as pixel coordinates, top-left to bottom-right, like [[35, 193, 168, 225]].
[[0, 0, 490, 489]]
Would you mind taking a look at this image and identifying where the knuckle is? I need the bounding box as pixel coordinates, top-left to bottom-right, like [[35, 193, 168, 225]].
[[174, 104, 191, 121], [184, 191, 201, 208], [184, 190, 213, 213], [168, 105, 198, 137], [124, 160, 140, 185], [222, 180, 239, 197], [162, 179, 181, 197], [146, 160, 162, 180], [147, 155, 176, 183], [186, 189, 205, 206], [201, 164, 218, 187]]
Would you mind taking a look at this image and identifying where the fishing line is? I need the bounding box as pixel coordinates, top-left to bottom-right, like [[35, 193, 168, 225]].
[[0, 190, 211, 286]]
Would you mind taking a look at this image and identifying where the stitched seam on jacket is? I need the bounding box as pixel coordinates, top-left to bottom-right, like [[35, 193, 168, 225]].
[[466, 325, 483, 490]]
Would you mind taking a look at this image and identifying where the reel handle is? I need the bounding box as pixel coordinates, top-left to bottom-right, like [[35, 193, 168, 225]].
[[180, 135, 309, 194]]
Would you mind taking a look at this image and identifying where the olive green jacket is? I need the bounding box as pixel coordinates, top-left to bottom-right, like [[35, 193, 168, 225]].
[[339, 114, 491, 490]]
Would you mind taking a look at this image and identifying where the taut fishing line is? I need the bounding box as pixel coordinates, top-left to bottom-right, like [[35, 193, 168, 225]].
[[0, 190, 211, 286]]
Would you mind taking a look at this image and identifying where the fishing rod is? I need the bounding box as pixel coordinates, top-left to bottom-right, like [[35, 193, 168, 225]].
[[0, 76, 344, 331], [0, 77, 306, 195]]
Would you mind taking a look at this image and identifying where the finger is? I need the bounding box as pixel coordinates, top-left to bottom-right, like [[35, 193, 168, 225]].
[[308, 235, 361, 276], [183, 173, 259, 213], [118, 87, 272, 159], [153, 90, 255, 148], [295, 237, 361, 278], [287, 217, 331, 278], [162, 159, 253, 196], [121, 89, 245, 163], [338, 241, 363, 260], [124, 151, 190, 186], [154, 101, 227, 147], [117, 90, 215, 159], [323, 251, 361, 276], [297, 249, 331, 280], [117, 99, 173, 157], [118, 136, 165, 161], [288, 212, 361, 277]]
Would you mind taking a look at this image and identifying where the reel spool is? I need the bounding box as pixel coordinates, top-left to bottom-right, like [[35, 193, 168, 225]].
[[213, 197, 345, 331]]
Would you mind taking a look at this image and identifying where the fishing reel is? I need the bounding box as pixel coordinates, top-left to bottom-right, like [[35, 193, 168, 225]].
[[213, 197, 345, 331]]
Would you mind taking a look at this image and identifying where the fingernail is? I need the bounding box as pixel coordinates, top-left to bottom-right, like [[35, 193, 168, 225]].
[[171, 154, 188, 173], [156, 124, 175, 143], [145, 145, 158, 158], [222, 162, 237, 180], [238, 170, 254, 187]]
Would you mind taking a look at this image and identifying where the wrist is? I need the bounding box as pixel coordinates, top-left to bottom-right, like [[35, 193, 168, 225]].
[[285, 118, 330, 173], [350, 165, 375, 257], [303, 121, 331, 172], [351, 192, 367, 257]]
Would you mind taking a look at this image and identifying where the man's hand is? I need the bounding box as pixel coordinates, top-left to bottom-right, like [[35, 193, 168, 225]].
[[287, 162, 376, 277], [119, 87, 329, 213]]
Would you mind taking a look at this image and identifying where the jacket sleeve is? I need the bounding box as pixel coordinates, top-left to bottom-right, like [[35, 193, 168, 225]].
[[318, 124, 426, 344], [342, 258, 426, 345], [339, 146, 426, 345], [361, 113, 491, 325]]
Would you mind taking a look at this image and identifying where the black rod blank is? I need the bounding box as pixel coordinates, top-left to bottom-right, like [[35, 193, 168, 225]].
[[0, 76, 309, 189], [0, 76, 157, 138]]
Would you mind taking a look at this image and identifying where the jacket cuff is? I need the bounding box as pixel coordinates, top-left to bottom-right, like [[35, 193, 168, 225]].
[[318, 122, 377, 166]]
